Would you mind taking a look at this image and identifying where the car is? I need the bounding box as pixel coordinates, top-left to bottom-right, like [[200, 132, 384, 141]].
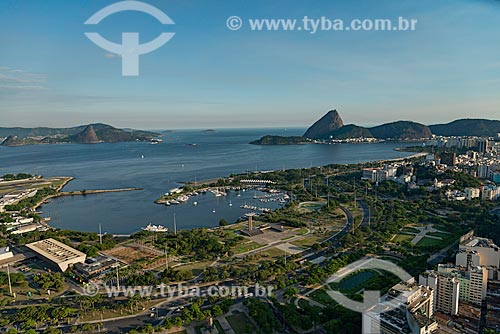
[[150, 307, 156, 311]]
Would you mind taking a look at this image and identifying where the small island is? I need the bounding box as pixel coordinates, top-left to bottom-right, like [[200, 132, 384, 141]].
[[0, 123, 160, 147], [250, 109, 500, 145], [250, 135, 313, 145]]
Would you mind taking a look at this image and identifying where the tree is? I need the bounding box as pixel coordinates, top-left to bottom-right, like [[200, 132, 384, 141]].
[[219, 218, 228, 226], [284, 286, 299, 299]]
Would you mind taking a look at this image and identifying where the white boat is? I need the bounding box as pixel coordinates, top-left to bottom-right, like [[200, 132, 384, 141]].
[[142, 223, 168, 233], [212, 209, 216, 213], [165, 201, 171, 206], [141, 154, 145, 159], [170, 200, 180, 205], [229, 200, 233, 207], [193, 201, 198, 206], [178, 195, 189, 202], [150, 138, 163, 144]]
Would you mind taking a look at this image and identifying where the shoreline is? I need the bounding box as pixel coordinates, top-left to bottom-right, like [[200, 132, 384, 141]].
[[35, 149, 427, 235], [34, 177, 142, 210], [33, 176, 74, 210]]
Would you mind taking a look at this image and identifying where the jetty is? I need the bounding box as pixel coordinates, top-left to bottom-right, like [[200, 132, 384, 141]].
[[56, 187, 143, 197]]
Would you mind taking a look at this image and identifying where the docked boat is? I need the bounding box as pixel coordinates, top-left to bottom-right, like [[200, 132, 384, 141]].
[[178, 195, 189, 202], [142, 223, 168, 233], [150, 138, 163, 144]]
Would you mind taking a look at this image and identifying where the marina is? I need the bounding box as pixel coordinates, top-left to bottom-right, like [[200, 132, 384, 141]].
[[0, 129, 417, 234]]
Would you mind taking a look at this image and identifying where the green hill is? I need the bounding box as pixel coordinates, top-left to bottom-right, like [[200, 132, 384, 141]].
[[429, 119, 500, 137]]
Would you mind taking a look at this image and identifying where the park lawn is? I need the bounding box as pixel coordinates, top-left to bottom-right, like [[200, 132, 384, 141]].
[[427, 231, 450, 239], [214, 320, 226, 334], [298, 298, 311, 309], [233, 241, 264, 254], [402, 227, 420, 234], [256, 247, 286, 258], [175, 261, 213, 273], [310, 288, 336, 307], [393, 234, 414, 243], [416, 236, 448, 248], [226, 312, 256, 334], [291, 234, 324, 248]]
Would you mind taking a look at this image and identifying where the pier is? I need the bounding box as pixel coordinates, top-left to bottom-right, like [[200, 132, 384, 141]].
[[56, 187, 143, 197]]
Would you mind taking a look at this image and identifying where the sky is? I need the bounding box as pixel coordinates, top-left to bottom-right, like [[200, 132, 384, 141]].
[[1, 0, 500, 129]]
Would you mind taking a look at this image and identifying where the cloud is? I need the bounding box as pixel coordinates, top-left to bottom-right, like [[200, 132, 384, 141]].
[[0, 85, 47, 91], [0, 66, 47, 91], [104, 52, 121, 59]]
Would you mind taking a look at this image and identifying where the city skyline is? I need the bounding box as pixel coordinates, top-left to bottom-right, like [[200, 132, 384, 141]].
[[1, 0, 500, 129]]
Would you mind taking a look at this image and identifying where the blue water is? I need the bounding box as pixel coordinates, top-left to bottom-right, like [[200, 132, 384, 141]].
[[0, 128, 415, 234]]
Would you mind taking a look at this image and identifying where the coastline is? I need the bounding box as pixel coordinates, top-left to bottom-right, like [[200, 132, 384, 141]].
[[34, 177, 142, 210], [382, 151, 427, 163], [33, 176, 74, 210]]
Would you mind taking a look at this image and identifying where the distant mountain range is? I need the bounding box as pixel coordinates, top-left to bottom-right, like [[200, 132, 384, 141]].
[[0, 123, 160, 146], [251, 110, 500, 144]]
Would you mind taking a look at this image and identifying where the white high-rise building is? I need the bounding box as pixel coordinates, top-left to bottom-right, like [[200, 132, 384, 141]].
[[419, 270, 459, 315], [419, 264, 488, 316], [464, 187, 480, 200], [458, 234, 500, 268]]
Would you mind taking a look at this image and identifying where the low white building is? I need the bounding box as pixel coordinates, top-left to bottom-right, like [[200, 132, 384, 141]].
[[0, 246, 14, 261], [464, 187, 480, 200]]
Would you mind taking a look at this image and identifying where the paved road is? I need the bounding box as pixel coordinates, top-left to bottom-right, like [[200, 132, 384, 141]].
[[357, 199, 370, 227]]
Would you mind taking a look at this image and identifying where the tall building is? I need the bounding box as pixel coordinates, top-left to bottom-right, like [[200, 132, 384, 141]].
[[440, 152, 457, 167], [457, 233, 500, 268], [419, 270, 459, 315], [419, 264, 488, 316], [482, 185, 500, 201], [436, 264, 488, 306], [436, 275, 460, 315], [384, 283, 438, 334], [464, 187, 480, 200], [478, 139, 490, 154]]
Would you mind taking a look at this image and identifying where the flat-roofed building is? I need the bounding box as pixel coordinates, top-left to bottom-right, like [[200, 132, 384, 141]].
[[73, 256, 120, 279], [0, 246, 13, 261], [458, 234, 500, 268], [26, 238, 86, 272]]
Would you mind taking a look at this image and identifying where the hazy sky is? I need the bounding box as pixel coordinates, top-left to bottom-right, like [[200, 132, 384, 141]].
[[1, 0, 500, 129]]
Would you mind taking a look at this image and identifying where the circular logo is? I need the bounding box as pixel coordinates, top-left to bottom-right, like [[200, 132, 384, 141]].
[[83, 282, 99, 297], [227, 16, 243, 31]]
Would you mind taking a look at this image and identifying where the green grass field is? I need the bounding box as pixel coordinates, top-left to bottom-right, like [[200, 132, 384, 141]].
[[233, 241, 264, 254], [402, 227, 420, 234], [226, 312, 256, 334], [214, 320, 226, 334], [416, 237, 447, 248], [393, 234, 414, 243], [427, 231, 450, 239], [310, 288, 336, 306]]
